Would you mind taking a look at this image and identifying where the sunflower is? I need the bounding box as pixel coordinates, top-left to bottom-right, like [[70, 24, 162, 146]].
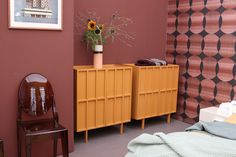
[[94, 29, 101, 35], [87, 20, 96, 30], [99, 24, 104, 32]]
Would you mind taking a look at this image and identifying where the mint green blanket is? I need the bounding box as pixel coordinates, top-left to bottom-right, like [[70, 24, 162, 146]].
[[125, 123, 236, 157], [185, 121, 236, 140]]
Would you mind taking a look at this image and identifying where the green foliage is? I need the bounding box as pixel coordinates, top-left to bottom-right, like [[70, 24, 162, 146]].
[[84, 30, 104, 51]]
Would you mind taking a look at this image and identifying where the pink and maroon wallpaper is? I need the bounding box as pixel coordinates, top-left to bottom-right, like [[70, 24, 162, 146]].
[[167, 0, 236, 123]]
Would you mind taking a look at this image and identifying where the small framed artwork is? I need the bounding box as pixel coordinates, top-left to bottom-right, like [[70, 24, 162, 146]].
[[9, 0, 63, 30]]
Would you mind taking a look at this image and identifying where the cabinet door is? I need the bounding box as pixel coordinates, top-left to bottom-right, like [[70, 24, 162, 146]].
[[105, 98, 114, 125], [87, 101, 96, 129], [122, 96, 131, 122], [170, 90, 178, 112], [76, 102, 86, 132], [96, 100, 105, 127], [77, 71, 87, 101], [114, 97, 122, 124]]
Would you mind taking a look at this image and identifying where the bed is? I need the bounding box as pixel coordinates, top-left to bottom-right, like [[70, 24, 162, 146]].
[[125, 118, 236, 157]]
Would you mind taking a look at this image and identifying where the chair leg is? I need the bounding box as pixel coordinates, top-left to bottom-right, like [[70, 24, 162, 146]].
[[61, 131, 69, 157], [0, 140, 4, 157], [17, 126, 21, 157], [53, 135, 58, 157], [25, 137, 31, 157]]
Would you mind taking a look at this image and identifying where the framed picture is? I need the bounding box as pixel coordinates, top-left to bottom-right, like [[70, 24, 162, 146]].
[[9, 0, 63, 30]]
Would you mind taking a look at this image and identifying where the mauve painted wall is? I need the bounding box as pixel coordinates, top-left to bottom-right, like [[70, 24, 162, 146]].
[[74, 0, 168, 65], [0, 0, 74, 157]]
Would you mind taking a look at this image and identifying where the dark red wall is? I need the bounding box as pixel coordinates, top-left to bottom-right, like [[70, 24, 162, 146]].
[[74, 0, 168, 65], [0, 0, 74, 157]]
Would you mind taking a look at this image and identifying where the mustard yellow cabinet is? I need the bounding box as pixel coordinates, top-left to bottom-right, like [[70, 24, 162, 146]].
[[130, 64, 179, 129], [74, 65, 132, 142]]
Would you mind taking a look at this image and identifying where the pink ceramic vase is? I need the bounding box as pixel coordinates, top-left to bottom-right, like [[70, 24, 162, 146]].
[[93, 45, 103, 69]]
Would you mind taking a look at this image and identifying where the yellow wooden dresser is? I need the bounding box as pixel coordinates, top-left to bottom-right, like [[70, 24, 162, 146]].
[[74, 65, 132, 142], [129, 64, 179, 129]]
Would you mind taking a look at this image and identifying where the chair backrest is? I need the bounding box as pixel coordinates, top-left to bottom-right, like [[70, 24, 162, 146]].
[[18, 73, 55, 118]]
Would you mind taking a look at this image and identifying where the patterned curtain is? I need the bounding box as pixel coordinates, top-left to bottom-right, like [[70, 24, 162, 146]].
[[167, 0, 236, 123]]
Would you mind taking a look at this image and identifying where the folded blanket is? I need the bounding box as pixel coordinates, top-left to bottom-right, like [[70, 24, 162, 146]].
[[135, 58, 167, 66], [149, 58, 167, 66], [185, 121, 236, 140], [135, 59, 156, 66]]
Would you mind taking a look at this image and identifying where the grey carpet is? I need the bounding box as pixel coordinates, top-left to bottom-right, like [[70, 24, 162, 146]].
[[66, 117, 191, 157]]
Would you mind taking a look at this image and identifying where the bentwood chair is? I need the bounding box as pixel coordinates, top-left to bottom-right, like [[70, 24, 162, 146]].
[[17, 73, 69, 157], [0, 139, 3, 157]]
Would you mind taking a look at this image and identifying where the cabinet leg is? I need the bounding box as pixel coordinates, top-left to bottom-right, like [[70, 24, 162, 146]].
[[167, 114, 171, 124], [85, 130, 88, 143], [141, 119, 145, 129], [120, 123, 124, 134]]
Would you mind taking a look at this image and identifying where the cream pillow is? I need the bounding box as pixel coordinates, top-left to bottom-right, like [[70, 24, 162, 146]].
[[224, 114, 236, 124]]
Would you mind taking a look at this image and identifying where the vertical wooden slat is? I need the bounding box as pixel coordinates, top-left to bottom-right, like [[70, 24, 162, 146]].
[[121, 69, 124, 123], [95, 70, 97, 127]]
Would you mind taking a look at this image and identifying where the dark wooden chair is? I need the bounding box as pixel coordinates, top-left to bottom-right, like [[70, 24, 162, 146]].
[[0, 139, 3, 157], [17, 73, 69, 157]]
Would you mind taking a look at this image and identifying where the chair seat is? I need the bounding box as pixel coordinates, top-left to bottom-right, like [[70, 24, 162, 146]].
[[23, 122, 67, 137]]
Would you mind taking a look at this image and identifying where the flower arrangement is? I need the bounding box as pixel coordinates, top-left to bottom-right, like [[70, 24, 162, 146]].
[[75, 11, 135, 52], [85, 19, 105, 51]]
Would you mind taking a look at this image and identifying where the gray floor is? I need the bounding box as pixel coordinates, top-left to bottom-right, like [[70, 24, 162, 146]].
[[69, 117, 191, 157]]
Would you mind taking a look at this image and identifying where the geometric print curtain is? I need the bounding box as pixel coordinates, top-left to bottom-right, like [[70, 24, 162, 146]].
[[166, 0, 236, 124]]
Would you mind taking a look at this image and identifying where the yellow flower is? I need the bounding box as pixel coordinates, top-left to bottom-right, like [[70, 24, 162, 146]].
[[88, 20, 96, 30], [99, 24, 104, 32]]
